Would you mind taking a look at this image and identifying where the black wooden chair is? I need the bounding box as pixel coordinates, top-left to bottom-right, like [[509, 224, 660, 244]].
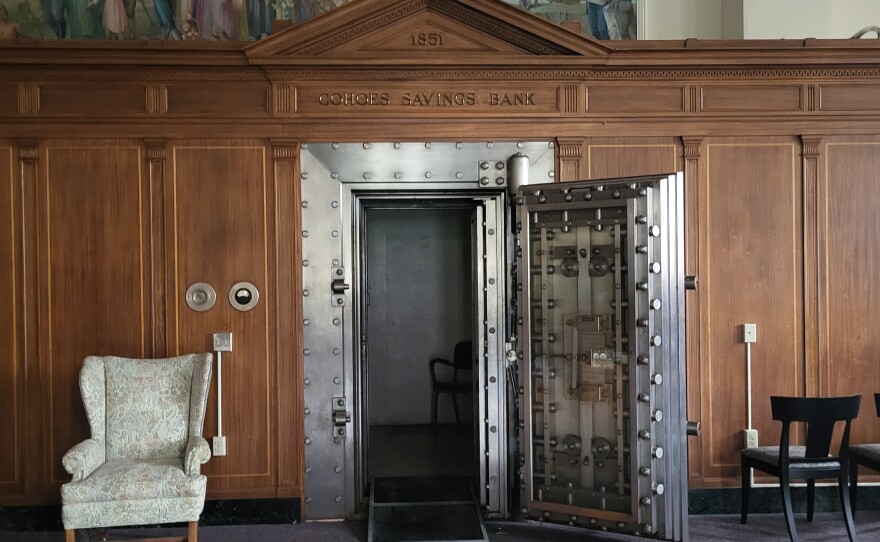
[[849, 392, 880, 513], [429, 340, 473, 424], [740, 395, 861, 542]]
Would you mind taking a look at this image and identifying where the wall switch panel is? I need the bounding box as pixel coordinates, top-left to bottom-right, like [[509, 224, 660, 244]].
[[742, 324, 757, 344], [213, 332, 233, 352]]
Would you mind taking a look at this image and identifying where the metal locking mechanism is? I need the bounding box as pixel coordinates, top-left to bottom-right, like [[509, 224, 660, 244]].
[[332, 396, 351, 437], [331, 267, 349, 306]]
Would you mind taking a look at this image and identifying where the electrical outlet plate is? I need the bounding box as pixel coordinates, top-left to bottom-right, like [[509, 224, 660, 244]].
[[213, 332, 232, 352], [743, 324, 757, 344], [744, 429, 758, 449], [212, 436, 227, 456]]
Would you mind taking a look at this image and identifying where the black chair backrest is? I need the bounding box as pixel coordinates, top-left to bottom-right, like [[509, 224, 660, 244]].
[[770, 395, 861, 459], [874, 392, 880, 417], [453, 341, 474, 370]]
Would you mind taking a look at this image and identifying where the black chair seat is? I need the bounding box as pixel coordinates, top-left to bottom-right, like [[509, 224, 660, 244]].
[[849, 393, 880, 513], [740, 395, 861, 542]]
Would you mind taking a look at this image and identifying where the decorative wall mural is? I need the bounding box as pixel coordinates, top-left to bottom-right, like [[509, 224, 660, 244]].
[[0, 0, 636, 41]]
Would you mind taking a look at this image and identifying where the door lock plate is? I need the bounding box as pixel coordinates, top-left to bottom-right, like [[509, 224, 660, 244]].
[[332, 396, 351, 437], [331, 267, 349, 306]]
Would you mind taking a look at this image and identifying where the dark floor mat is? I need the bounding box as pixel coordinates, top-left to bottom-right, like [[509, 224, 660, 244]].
[[370, 504, 486, 542], [369, 476, 488, 542]]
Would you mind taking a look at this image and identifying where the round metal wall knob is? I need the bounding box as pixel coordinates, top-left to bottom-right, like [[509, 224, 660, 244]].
[[229, 281, 260, 311], [185, 282, 216, 312]]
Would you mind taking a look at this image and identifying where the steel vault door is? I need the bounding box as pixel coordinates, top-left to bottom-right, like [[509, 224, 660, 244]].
[[515, 174, 688, 540], [299, 141, 555, 520]]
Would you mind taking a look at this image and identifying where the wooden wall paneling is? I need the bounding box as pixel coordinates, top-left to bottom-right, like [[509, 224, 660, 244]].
[[800, 137, 822, 399], [584, 138, 681, 180], [821, 137, 880, 446], [170, 142, 276, 496], [681, 136, 705, 486], [270, 140, 301, 498], [12, 140, 41, 503], [699, 137, 803, 484], [145, 140, 168, 359], [40, 141, 150, 492], [0, 142, 23, 499], [556, 138, 584, 181]]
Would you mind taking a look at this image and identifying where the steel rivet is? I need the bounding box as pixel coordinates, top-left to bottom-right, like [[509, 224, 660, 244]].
[[652, 409, 663, 422], [650, 262, 661, 274], [549, 171, 555, 178], [394, 142, 401, 149], [488, 228, 495, 235], [332, 143, 339, 149], [303, 260, 310, 267], [653, 483, 665, 495], [639, 429, 651, 440], [301, 172, 309, 180], [304, 408, 310, 415], [649, 225, 661, 237], [495, 161, 504, 170], [305, 467, 312, 474], [302, 144, 309, 150], [487, 142, 494, 149], [425, 172, 433, 179], [333, 348, 341, 355], [636, 215, 648, 224], [650, 299, 661, 310], [495, 177, 505, 185], [332, 230, 339, 237], [302, 201, 309, 208], [489, 327, 496, 334], [652, 373, 663, 385], [333, 261, 341, 267], [363, 172, 371, 179], [490, 426, 497, 433], [517, 142, 524, 148], [488, 278, 495, 285], [335, 496, 342, 503], [305, 438, 311, 445], [455, 172, 463, 179], [303, 348, 310, 355], [480, 161, 490, 170], [638, 393, 650, 403], [640, 497, 652, 507], [334, 466, 342, 473], [333, 377, 340, 384], [653, 447, 664, 459], [304, 378, 310, 385], [425, 142, 432, 149], [639, 467, 651, 476], [331, 201, 339, 208], [456, 142, 463, 149], [333, 318, 340, 325], [331, 172, 339, 179], [651, 335, 662, 346], [480, 177, 490, 185], [363, 143, 371, 149], [303, 290, 309, 297], [637, 355, 649, 365], [305, 497, 312, 504], [302, 231, 309, 237], [394, 172, 402, 179]]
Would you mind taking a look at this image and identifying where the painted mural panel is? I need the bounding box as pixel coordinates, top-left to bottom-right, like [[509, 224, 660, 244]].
[[0, 0, 636, 41]]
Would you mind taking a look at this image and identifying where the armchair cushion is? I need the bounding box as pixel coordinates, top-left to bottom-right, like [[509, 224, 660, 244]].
[[61, 458, 206, 504], [62, 438, 105, 482]]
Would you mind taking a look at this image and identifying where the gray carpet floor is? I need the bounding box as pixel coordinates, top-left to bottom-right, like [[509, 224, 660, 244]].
[[3, 512, 880, 541]]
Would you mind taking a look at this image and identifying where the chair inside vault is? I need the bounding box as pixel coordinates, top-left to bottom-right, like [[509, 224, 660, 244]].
[[849, 392, 880, 512], [740, 395, 861, 542], [60, 353, 213, 542], [429, 340, 473, 424]]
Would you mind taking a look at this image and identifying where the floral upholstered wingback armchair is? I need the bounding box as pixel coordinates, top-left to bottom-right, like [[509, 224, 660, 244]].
[[60, 354, 213, 542]]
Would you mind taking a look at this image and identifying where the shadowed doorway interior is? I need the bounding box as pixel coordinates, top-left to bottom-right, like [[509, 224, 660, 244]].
[[364, 204, 477, 485]]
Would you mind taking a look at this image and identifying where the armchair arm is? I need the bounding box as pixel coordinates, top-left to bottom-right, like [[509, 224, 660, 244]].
[[185, 436, 211, 476], [62, 439, 104, 482]]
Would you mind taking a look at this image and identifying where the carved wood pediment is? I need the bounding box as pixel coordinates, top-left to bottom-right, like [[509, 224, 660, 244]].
[[244, 0, 609, 64]]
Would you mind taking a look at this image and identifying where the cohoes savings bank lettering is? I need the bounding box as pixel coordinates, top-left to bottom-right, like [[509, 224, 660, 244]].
[[318, 91, 536, 107]]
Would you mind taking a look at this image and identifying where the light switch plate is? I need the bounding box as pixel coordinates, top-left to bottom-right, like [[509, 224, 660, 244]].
[[742, 324, 757, 344], [213, 332, 232, 352]]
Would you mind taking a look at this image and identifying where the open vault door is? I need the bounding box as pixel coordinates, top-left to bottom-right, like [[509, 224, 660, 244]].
[[514, 173, 689, 540]]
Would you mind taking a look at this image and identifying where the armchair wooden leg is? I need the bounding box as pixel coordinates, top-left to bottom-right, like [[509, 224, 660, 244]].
[[188, 520, 198, 542], [65, 529, 75, 542]]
